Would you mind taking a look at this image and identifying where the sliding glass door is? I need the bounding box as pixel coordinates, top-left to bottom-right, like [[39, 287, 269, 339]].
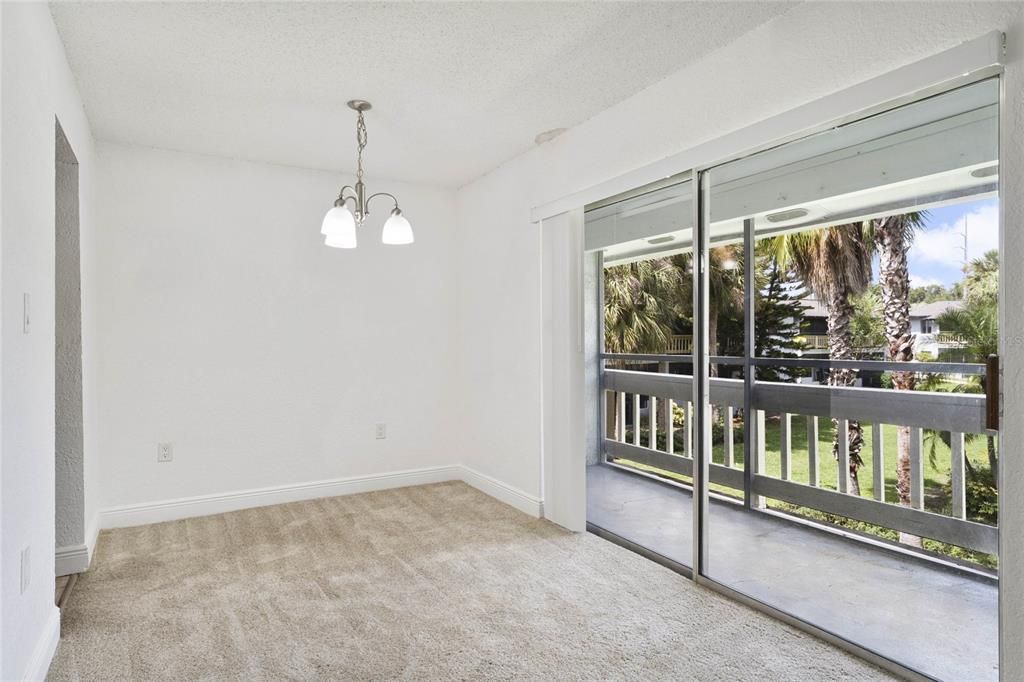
[[588, 74, 1002, 680], [698, 78, 1000, 680], [587, 177, 696, 570]]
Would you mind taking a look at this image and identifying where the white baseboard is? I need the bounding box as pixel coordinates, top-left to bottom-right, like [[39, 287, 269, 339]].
[[55, 514, 101, 576], [97, 464, 544, 530], [99, 465, 461, 529], [459, 466, 544, 518], [23, 606, 60, 681], [55, 543, 89, 576]]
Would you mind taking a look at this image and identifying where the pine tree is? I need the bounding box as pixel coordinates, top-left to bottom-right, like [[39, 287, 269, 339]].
[[754, 257, 809, 382]]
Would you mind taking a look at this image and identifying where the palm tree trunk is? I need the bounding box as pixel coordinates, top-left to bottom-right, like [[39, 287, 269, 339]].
[[826, 291, 864, 495], [875, 216, 920, 545]]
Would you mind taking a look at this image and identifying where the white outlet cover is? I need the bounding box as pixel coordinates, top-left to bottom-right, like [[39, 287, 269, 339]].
[[158, 442, 173, 462], [375, 423, 386, 439]]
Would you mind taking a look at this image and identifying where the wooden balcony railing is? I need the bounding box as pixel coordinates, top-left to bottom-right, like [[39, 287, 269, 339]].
[[600, 359, 996, 556]]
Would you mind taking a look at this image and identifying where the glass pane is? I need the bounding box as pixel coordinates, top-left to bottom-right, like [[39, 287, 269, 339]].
[[586, 180, 694, 568], [703, 79, 999, 680]]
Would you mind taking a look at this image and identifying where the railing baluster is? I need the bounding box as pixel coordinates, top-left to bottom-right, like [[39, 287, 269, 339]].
[[807, 416, 819, 487], [649, 394, 658, 450], [753, 410, 766, 508], [780, 412, 792, 480], [633, 393, 641, 446], [951, 431, 966, 519], [837, 418, 850, 494], [617, 391, 626, 443], [872, 423, 884, 501], [685, 401, 693, 458], [666, 398, 675, 455], [910, 426, 924, 510], [725, 406, 734, 468]]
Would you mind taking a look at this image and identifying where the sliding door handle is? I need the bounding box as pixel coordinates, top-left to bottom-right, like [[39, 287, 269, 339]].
[[986, 354, 999, 431]]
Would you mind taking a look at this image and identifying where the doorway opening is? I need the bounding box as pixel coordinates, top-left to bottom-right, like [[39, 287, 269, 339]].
[[55, 119, 84, 608]]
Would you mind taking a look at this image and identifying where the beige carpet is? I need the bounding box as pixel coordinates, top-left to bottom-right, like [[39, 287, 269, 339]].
[[49, 482, 891, 681]]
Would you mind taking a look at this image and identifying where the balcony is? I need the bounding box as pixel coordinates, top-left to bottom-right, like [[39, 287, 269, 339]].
[[588, 463, 997, 680], [594, 357, 999, 679]]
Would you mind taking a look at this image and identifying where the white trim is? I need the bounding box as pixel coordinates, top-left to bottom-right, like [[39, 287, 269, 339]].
[[460, 465, 544, 518], [530, 30, 1003, 223], [22, 606, 60, 681], [99, 466, 461, 529], [55, 543, 89, 576], [85, 512, 100, 561], [55, 514, 101, 576], [97, 465, 545, 529]]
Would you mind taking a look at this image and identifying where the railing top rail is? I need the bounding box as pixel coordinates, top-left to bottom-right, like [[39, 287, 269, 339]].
[[751, 356, 986, 375], [601, 353, 743, 364], [601, 353, 986, 375]]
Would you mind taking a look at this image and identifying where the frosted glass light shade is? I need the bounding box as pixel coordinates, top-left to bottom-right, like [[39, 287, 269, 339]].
[[381, 209, 414, 245], [321, 206, 357, 248]]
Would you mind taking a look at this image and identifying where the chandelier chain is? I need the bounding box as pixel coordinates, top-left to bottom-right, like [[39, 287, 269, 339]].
[[355, 110, 368, 183]]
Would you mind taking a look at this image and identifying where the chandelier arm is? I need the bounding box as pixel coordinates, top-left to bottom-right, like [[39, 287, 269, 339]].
[[334, 185, 357, 208], [366, 192, 400, 211]]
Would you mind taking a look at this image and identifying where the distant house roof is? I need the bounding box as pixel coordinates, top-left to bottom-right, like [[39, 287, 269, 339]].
[[909, 300, 963, 319], [802, 298, 829, 318], [801, 298, 963, 320]]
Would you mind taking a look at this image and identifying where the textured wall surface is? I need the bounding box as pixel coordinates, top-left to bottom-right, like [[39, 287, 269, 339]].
[[93, 143, 459, 509], [55, 123, 84, 553]]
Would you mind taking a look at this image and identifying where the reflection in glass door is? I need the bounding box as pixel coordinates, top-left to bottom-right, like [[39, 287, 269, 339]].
[[698, 79, 1001, 680], [585, 178, 698, 570]]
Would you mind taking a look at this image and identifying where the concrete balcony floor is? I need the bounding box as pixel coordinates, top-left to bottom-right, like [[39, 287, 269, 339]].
[[587, 463, 998, 681]]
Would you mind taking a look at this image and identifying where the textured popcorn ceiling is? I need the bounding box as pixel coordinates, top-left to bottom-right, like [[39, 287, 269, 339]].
[[50, 2, 794, 187]]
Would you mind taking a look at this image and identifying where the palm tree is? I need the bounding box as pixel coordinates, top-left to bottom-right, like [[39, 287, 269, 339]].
[[871, 212, 926, 529], [670, 245, 743, 372], [938, 253, 999, 478], [604, 257, 682, 353], [766, 223, 874, 494], [604, 258, 682, 438]]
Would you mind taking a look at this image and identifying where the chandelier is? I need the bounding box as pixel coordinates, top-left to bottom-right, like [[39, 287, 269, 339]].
[[321, 100, 413, 248]]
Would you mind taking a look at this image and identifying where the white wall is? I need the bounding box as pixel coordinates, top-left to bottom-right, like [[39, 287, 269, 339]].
[[94, 142, 458, 510], [0, 4, 98, 679], [454, 0, 1024, 673]]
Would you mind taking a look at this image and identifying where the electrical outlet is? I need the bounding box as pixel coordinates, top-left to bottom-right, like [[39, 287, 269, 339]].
[[20, 546, 31, 595], [375, 423, 387, 440], [157, 442, 173, 462]]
